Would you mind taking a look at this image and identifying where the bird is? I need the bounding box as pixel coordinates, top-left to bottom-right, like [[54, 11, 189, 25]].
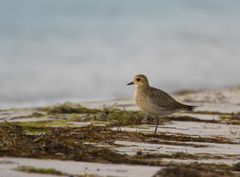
[[127, 74, 196, 134]]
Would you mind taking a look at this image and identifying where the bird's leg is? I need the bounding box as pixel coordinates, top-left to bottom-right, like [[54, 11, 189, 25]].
[[154, 117, 159, 134], [142, 115, 148, 123]]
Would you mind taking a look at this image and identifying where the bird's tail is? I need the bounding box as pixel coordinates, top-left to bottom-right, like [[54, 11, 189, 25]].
[[181, 104, 197, 111]]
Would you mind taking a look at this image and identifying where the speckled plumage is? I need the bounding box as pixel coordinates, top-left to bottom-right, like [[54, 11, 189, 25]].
[[135, 86, 195, 116], [128, 74, 196, 134]]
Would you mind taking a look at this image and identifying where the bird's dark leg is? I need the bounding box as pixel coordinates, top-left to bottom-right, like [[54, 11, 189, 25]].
[[154, 117, 159, 134]]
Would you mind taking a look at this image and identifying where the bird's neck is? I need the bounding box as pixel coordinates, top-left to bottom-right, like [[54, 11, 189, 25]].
[[136, 84, 149, 90], [134, 86, 149, 102], [135, 85, 149, 92]]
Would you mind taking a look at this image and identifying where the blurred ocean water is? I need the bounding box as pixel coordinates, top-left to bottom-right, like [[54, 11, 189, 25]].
[[0, 0, 240, 108]]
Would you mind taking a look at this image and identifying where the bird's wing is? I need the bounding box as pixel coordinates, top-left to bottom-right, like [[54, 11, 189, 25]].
[[145, 87, 183, 111]]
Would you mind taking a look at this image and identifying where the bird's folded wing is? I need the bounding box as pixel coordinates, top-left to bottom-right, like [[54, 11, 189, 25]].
[[145, 87, 183, 111]]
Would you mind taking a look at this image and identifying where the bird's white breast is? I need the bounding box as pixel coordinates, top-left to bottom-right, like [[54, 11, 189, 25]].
[[134, 88, 148, 111]]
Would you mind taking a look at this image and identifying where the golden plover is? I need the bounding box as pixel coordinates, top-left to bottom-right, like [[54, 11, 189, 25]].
[[127, 74, 196, 134]]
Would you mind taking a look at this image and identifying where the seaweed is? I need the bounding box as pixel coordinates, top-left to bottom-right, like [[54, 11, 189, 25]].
[[232, 162, 240, 171], [15, 166, 66, 176], [153, 163, 239, 177], [0, 121, 236, 167], [193, 111, 231, 116], [0, 123, 153, 165], [95, 109, 145, 126], [39, 102, 145, 126], [43, 102, 101, 114], [144, 132, 236, 144], [15, 165, 101, 177], [220, 113, 240, 125], [166, 116, 219, 123]]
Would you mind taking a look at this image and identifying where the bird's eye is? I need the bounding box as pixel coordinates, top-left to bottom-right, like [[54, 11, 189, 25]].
[[136, 78, 141, 82]]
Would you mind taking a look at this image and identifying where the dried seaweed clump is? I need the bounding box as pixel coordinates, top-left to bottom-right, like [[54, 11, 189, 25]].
[[44, 102, 101, 114], [15, 165, 100, 177], [15, 166, 66, 176], [153, 163, 238, 177], [96, 109, 145, 126]]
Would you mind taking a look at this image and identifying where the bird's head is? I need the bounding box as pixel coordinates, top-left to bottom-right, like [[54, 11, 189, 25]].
[[127, 74, 149, 88]]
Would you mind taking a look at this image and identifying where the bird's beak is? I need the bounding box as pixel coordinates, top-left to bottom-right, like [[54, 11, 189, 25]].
[[127, 81, 134, 86]]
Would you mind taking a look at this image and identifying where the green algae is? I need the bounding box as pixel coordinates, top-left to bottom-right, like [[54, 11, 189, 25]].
[[18, 120, 71, 128], [36, 102, 228, 126], [97, 109, 145, 126], [4, 102, 238, 127], [15, 165, 100, 177], [42, 102, 101, 114], [29, 112, 46, 117], [15, 166, 66, 176], [193, 111, 231, 116], [39, 102, 145, 126], [220, 113, 240, 125], [39, 102, 239, 126]]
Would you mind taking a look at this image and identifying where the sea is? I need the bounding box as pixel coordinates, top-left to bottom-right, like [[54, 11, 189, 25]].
[[0, 0, 240, 108]]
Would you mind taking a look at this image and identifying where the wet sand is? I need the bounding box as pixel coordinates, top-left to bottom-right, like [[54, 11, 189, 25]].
[[0, 87, 240, 177]]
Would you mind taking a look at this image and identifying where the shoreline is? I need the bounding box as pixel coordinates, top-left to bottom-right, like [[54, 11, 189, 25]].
[[0, 87, 240, 177]]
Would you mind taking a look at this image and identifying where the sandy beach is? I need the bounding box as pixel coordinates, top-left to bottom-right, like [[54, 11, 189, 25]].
[[1, 87, 240, 177]]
